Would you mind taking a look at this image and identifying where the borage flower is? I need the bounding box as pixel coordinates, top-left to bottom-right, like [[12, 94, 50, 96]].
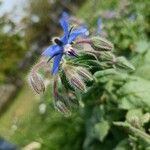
[[97, 17, 103, 35], [42, 17, 88, 75]]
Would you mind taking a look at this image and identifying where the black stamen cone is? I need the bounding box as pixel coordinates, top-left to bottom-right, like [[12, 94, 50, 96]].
[[54, 38, 63, 46]]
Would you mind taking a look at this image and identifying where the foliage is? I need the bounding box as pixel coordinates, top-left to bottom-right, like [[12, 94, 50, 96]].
[[1, 0, 150, 150], [73, 0, 150, 149], [24, 0, 52, 44], [38, 0, 150, 149], [0, 16, 27, 83]]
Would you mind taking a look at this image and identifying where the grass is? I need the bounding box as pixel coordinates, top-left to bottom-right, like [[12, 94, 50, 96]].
[[0, 82, 38, 140], [0, 81, 84, 150]]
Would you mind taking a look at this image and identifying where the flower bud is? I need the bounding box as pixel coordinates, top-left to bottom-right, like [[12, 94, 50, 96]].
[[128, 116, 141, 128], [70, 74, 86, 92], [76, 67, 93, 81], [91, 36, 114, 51], [54, 96, 71, 116], [98, 51, 116, 61], [65, 92, 78, 106], [63, 65, 86, 92], [29, 71, 45, 94], [142, 113, 150, 124], [68, 99, 79, 108], [115, 57, 135, 71]]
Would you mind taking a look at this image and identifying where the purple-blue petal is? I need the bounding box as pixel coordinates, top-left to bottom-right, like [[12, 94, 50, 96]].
[[59, 18, 69, 45], [61, 11, 70, 21], [59, 18, 69, 41], [68, 27, 88, 44], [97, 17, 103, 35], [51, 54, 63, 75], [60, 35, 68, 45], [42, 45, 62, 58]]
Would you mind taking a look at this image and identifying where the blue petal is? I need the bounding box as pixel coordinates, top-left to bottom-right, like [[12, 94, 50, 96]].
[[97, 17, 103, 34], [42, 45, 62, 58], [52, 54, 63, 75], [59, 18, 69, 43], [61, 11, 70, 20], [68, 27, 88, 44], [60, 35, 68, 45]]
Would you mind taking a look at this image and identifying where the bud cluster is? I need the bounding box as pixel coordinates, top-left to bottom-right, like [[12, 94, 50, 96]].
[[75, 36, 135, 72], [28, 33, 134, 115], [52, 75, 80, 115]]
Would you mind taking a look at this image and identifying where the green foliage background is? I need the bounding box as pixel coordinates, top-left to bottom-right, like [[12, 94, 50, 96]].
[[0, 0, 150, 150], [0, 15, 27, 83]]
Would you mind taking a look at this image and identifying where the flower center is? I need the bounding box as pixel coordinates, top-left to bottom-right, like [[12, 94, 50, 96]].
[[64, 44, 76, 56]]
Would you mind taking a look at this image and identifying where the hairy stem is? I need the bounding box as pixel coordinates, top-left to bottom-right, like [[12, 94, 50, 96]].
[[75, 39, 92, 44]]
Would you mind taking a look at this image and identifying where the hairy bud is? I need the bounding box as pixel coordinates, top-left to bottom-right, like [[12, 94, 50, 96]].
[[63, 64, 87, 92], [76, 67, 93, 81], [142, 113, 150, 124], [70, 74, 86, 92], [115, 57, 135, 71], [68, 92, 79, 107], [29, 71, 45, 94], [128, 116, 141, 128], [98, 51, 116, 61], [54, 96, 71, 116], [91, 36, 114, 51]]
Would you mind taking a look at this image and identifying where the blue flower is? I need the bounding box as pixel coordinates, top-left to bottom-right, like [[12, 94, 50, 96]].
[[97, 17, 103, 35], [61, 11, 70, 21], [42, 17, 88, 75]]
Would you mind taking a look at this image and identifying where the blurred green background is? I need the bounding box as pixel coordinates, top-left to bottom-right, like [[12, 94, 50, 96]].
[[0, 0, 150, 149]]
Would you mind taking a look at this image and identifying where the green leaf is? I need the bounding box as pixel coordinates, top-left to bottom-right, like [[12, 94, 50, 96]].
[[94, 69, 117, 78], [94, 69, 129, 83], [114, 139, 131, 150], [114, 122, 150, 146], [146, 147, 150, 150], [134, 40, 149, 53], [117, 77, 150, 110], [94, 120, 110, 142]]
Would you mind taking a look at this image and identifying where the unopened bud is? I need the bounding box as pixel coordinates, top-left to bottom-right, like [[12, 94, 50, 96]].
[[128, 116, 141, 128], [98, 51, 116, 61], [142, 113, 150, 124], [91, 36, 113, 51], [67, 92, 79, 107], [76, 67, 93, 81], [68, 97, 79, 108], [63, 65, 87, 92], [54, 96, 71, 116], [115, 57, 135, 71], [70, 74, 86, 92], [29, 71, 45, 94]]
